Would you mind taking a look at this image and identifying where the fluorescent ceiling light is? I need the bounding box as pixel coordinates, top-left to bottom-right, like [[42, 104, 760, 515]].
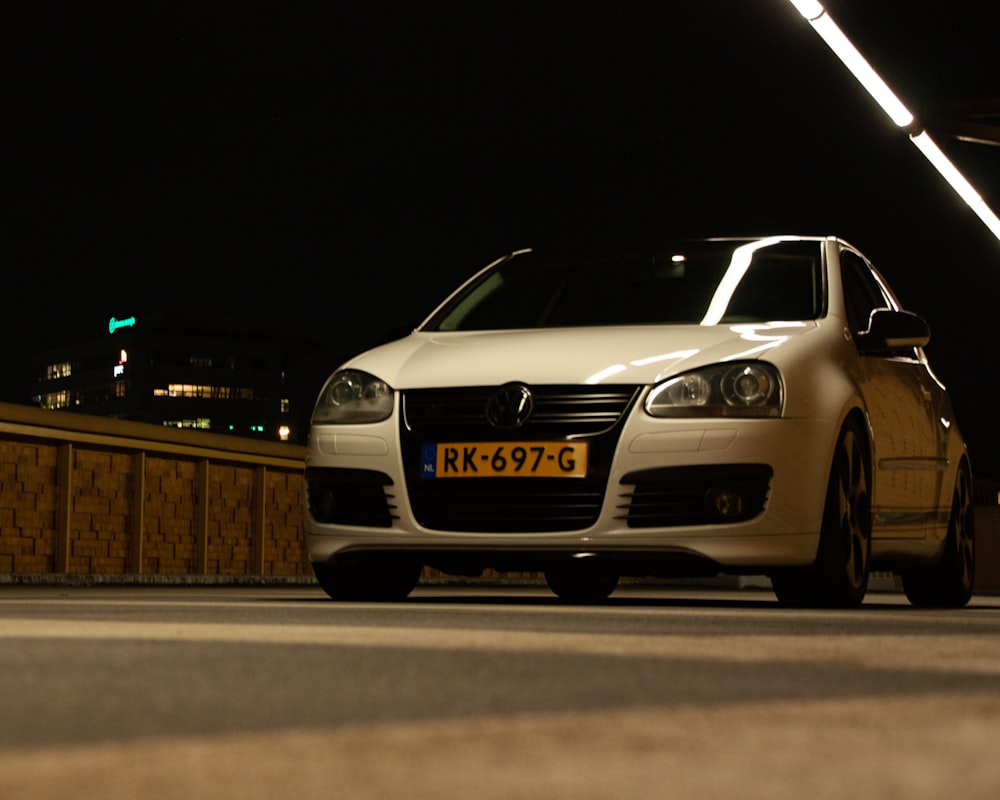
[[909, 132, 982, 207], [786, 0, 824, 19], [790, 5, 914, 127], [787, 0, 1000, 244], [912, 132, 1000, 240]]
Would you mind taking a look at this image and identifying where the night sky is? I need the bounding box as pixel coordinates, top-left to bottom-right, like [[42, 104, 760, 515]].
[[6, 2, 1000, 472]]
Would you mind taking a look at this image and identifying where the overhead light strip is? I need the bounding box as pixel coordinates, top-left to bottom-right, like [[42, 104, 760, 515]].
[[786, 0, 1000, 243]]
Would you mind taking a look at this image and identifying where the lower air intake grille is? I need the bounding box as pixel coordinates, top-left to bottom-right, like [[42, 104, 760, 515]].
[[306, 468, 396, 528], [406, 478, 607, 532], [620, 464, 772, 528]]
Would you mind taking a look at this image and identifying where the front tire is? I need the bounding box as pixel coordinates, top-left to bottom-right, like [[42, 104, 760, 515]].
[[772, 418, 872, 608], [902, 461, 975, 607], [312, 555, 422, 601]]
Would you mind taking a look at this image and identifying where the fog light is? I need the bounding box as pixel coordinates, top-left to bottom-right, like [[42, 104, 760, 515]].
[[312, 488, 337, 521], [706, 488, 745, 520]]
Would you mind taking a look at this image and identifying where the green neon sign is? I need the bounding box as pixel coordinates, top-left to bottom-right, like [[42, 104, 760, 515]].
[[109, 316, 137, 334]]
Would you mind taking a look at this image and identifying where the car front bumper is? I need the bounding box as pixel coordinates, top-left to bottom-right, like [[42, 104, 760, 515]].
[[305, 412, 838, 572]]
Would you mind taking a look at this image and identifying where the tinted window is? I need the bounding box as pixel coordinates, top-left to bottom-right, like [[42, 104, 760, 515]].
[[426, 239, 824, 331], [840, 249, 891, 334]]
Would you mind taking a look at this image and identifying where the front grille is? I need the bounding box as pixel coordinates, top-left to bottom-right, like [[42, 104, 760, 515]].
[[306, 467, 396, 527], [401, 385, 640, 532], [619, 464, 772, 528], [403, 386, 638, 437]]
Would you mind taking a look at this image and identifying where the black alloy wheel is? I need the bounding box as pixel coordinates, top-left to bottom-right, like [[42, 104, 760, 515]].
[[902, 461, 975, 607], [772, 417, 872, 608]]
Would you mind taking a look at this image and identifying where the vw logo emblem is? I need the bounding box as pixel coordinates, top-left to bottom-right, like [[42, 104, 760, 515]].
[[486, 384, 534, 429]]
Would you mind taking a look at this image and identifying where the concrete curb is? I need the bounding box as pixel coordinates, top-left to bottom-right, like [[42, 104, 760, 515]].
[[0, 572, 905, 593]]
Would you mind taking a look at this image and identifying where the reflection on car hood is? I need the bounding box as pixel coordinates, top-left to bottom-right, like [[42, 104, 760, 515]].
[[344, 323, 820, 388]]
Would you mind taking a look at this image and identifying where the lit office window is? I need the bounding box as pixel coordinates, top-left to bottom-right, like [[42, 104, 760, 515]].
[[45, 362, 72, 380], [162, 418, 212, 430], [40, 390, 71, 409], [153, 384, 256, 400]]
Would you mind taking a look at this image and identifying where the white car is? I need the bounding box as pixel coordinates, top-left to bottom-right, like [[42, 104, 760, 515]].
[[305, 235, 974, 607]]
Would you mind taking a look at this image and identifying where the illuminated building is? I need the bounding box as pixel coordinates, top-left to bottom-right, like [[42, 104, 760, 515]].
[[30, 311, 332, 444]]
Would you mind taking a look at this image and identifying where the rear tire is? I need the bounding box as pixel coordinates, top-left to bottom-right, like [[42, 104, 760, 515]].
[[772, 418, 872, 608], [312, 556, 422, 601], [902, 462, 975, 607], [544, 560, 619, 603]]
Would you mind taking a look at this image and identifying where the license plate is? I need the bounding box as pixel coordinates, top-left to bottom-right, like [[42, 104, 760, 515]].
[[421, 441, 588, 478]]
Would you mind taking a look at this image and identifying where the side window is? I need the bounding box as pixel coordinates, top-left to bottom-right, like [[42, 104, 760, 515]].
[[840, 250, 890, 335]]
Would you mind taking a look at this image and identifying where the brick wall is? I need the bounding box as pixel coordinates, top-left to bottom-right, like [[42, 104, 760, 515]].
[[142, 456, 193, 574], [0, 440, 59, 573], [0, 403, 309, 578], [5, 401, 999, 591]]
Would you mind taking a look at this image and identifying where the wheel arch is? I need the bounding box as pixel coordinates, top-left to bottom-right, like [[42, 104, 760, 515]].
[[827, 403, 874, 488]]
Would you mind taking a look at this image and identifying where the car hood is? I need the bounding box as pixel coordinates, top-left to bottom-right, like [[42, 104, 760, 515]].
[[342, 323, 821, 388]]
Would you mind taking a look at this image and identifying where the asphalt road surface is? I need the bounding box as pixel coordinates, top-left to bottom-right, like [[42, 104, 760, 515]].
[[2, 582, 1000, 799]]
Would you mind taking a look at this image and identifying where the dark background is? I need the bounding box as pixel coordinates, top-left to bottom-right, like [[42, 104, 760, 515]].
[[5, 2, 1000, 473]]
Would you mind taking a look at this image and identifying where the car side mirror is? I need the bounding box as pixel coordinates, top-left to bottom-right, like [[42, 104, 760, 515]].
[[856, 308, 931, 352]]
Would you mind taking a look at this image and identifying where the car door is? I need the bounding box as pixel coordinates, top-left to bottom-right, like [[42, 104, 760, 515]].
[[840, 249, 944, 539]]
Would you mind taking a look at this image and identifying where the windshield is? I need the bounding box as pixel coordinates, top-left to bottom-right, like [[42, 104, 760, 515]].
[[424, 238, 825, 331]]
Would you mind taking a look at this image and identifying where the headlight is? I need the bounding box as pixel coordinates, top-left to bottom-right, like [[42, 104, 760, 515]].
[[645, 362, 782, 418], [312, 370, 394, 424]]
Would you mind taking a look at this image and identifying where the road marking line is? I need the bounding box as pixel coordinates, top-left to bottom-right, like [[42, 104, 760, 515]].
[[4, 618, 1000, 673]]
